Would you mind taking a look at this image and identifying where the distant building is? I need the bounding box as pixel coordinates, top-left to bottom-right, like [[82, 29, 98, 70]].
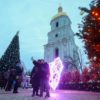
[[44, 6, 80, 71]]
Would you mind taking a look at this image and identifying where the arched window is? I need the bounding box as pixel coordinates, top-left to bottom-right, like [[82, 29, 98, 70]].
[[55, 48, 59, 58], [55, 34, 58, 38], [56, 22, 59, 27]]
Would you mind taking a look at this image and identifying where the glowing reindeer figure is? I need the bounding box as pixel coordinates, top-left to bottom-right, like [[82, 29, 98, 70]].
[[49, 57, 64, 90]]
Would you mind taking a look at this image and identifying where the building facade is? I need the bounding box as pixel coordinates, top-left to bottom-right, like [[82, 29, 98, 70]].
[[44, 6, 80, 71]]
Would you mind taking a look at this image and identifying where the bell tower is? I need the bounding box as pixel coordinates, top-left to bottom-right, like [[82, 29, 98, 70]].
[[44, 6, 80, 71]]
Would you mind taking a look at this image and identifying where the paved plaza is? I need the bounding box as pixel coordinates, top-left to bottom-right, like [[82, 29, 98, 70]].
[[0, 88, 100, 100]]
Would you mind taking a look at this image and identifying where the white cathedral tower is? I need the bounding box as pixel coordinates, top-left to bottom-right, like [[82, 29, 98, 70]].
[[44, 6, 80, 71]]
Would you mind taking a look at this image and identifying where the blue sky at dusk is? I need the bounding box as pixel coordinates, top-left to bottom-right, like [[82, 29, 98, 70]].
[[0, 0, 90, 71]]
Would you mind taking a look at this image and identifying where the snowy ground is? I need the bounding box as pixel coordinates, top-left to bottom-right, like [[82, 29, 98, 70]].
[[0, 88, 100, 100]]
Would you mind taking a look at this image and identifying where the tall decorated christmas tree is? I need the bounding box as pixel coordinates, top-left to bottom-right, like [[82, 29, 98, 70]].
[[77, 0, 100, 82], [0, 31, 20, 72]]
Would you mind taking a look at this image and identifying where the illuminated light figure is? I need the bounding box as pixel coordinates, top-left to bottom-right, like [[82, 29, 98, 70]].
[[49, 57, 64, 90]]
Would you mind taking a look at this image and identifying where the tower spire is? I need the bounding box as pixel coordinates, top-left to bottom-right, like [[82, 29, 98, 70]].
[[58, 3, 63, 13]]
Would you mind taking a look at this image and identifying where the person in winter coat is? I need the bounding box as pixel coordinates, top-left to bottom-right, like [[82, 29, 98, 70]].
[[13, 63, 23, 93], [39, 60, 50, 97], [0, 72, 4, 89], [5, 69, 15, 91], [30, 59, 40, 96]]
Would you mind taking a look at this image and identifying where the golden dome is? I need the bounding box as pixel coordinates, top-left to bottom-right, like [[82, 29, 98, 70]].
[[51, 6, 67, 21]]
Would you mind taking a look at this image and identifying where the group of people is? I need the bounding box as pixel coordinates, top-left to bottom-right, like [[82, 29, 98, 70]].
[[30, 58, 50, 97], [0, 59, 50, 97], [0, 64, 23, 93]]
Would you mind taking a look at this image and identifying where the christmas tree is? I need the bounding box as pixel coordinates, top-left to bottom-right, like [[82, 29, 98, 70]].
[[0, 31, 20, 72], [76, 0, 100, 82]]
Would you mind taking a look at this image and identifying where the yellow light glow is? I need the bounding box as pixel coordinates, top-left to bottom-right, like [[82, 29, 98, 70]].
[[98, 17, 100, 20], [95, 13, 98, 16]]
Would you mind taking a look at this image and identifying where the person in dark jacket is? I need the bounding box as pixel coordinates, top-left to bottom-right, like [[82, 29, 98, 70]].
[[39, 60, 50, 97], [13, 63, 23, 93], [13, 69, 19, 93], [5, 69, 15, 91], [4, 70, 10, 89], [0, 72, 4, 89], [30, 59, 40, 96]]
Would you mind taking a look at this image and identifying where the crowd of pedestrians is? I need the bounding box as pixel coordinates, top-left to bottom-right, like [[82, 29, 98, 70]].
[[0, 63, 23, 93]]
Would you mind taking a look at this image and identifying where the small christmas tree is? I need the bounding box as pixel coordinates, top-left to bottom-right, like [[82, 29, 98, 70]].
[[76, 0, 100, 83], [0, 31, 20, 72]]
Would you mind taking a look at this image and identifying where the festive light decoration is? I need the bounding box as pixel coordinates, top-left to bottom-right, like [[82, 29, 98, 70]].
[[91, 7, 100, 21], [49, 57, 64, 90], [77, 0, 100, 85]]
